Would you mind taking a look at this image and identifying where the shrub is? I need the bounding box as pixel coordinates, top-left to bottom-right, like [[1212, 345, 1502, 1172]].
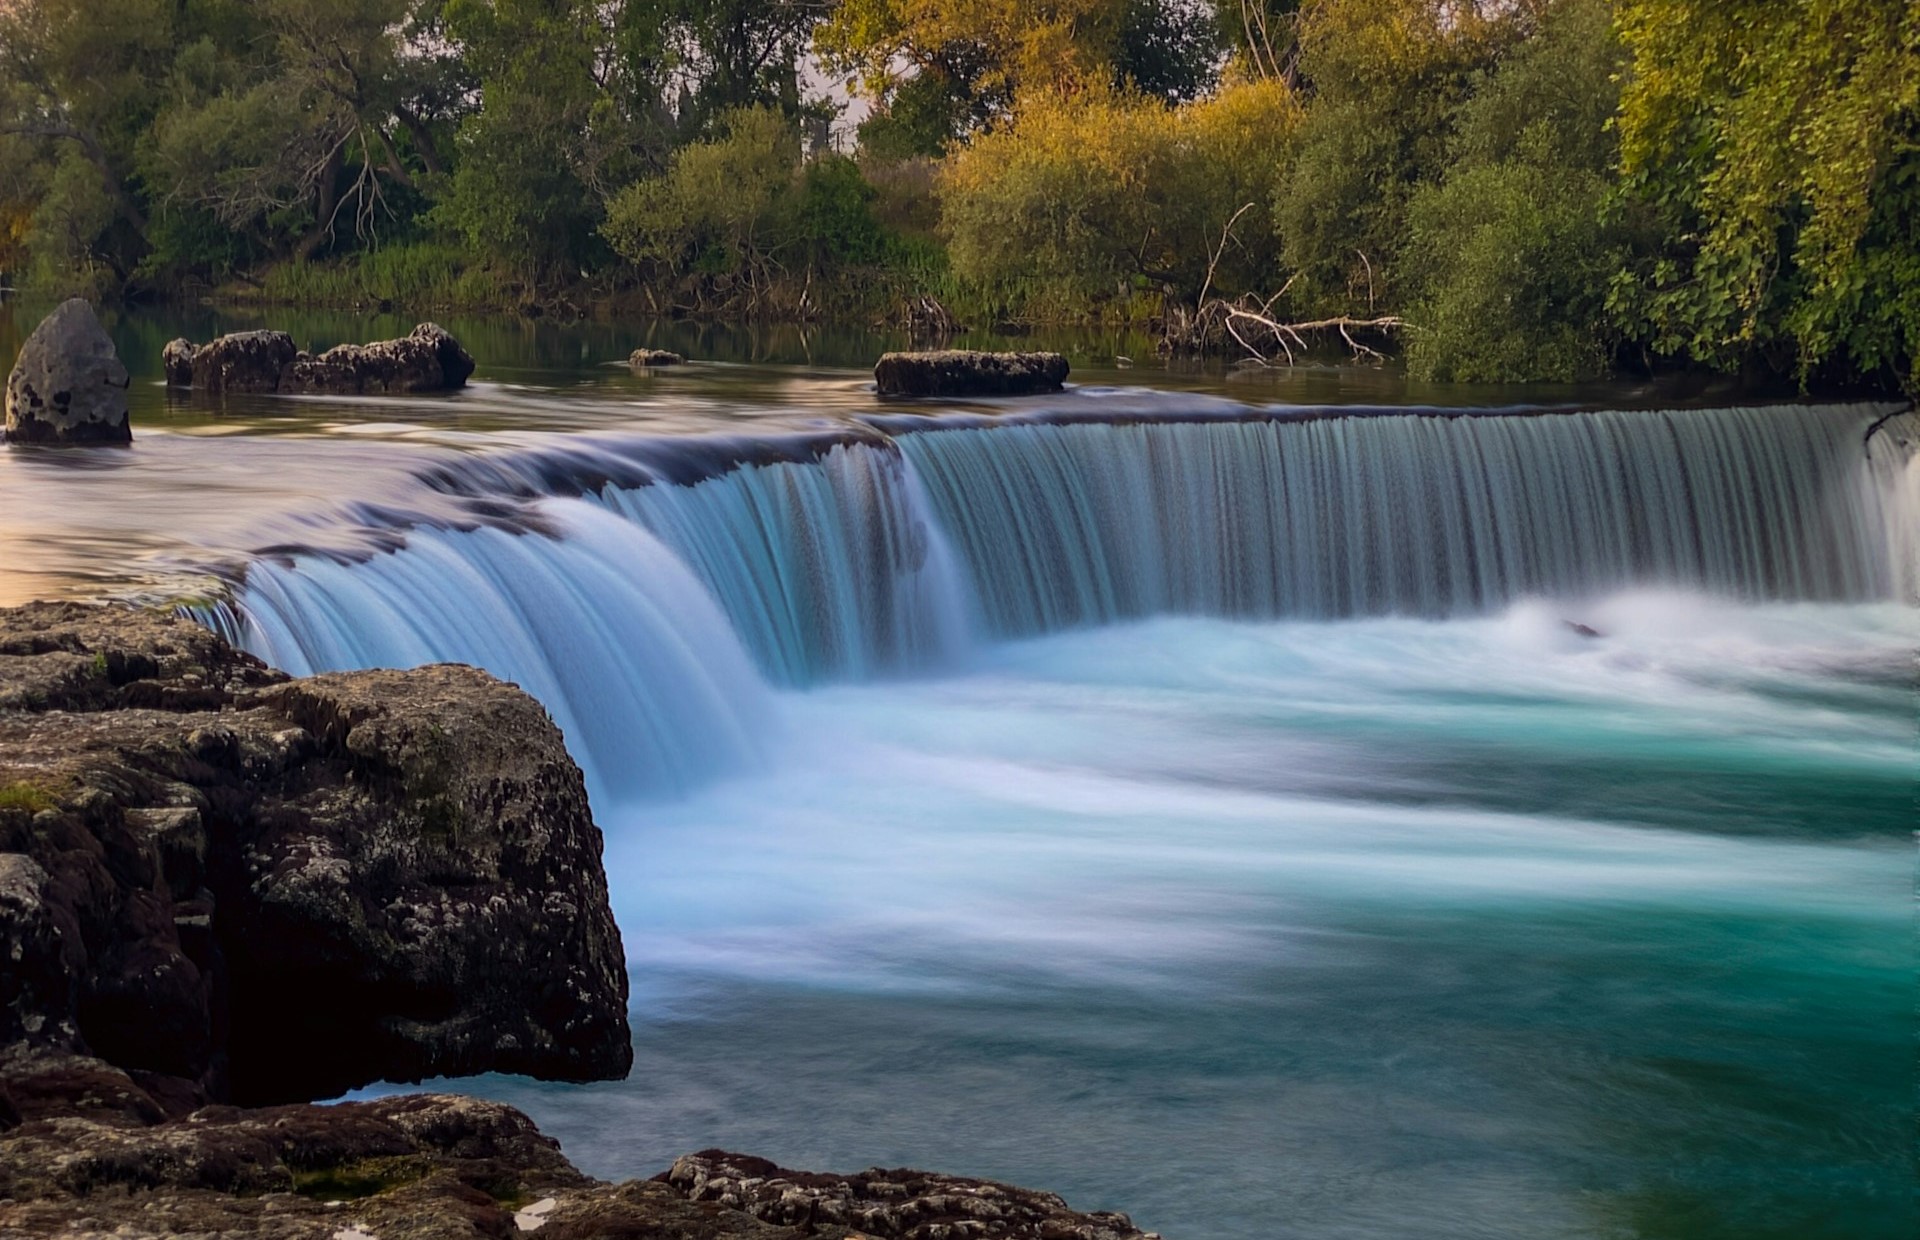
[[940, 78, 1302, 313]]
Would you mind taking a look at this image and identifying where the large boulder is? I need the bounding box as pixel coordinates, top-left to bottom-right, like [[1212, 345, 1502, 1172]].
[[0, 601, 630, 1108], [169, 324, 476, 398], [874, 349, 1069, 398], [3, 299, 131, 444]]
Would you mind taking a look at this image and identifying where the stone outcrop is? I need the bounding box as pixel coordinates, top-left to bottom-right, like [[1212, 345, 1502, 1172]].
[[4, 299, 131, 444], [168, 324, 476, 398], [0, 601, 629, 1109], [661, 1151, 1161, 1240], [629, 348, 686, 369], [874, 350, 1069, 398], [0, 1093, 1161, 1239]]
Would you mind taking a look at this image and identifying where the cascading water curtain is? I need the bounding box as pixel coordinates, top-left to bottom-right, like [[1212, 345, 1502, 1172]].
[[590, 443, 970, 684], [895, 404, 1915, 636], [196, 402, 1915, 803]]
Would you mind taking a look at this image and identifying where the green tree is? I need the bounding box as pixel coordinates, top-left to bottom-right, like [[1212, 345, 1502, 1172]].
[[1402, 0, 1628, 382], [1271, 0, 1535, 317], [940, 78, 1303, 312], [1611, 0, 1919, 388]]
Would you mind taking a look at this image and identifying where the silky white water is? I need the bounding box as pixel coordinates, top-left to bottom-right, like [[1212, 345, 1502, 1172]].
[[198, 402, 1916, 1240]]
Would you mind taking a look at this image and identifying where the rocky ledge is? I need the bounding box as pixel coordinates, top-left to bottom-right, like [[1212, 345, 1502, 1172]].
[[873, 350, 1069, 398], [162, 324, 476, 398], [0, 601, 629, 1108], [0, 604, 1158, 1239]]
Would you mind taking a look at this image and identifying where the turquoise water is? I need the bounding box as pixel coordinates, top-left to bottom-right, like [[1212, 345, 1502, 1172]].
[[6, 301, 1913, 1238], [436, 595, 1913, 1240]]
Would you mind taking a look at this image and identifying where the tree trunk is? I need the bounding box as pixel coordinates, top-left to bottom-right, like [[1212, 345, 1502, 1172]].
[[294, 143, 345, 261]]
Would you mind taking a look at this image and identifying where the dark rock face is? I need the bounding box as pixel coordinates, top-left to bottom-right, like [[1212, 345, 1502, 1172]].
[[170, 324, 476, 398], [874, 350, 1070, 398], [0, 601, 629, 1108], [660, 1152, 1161, 1240], [629, 348, 687, 369], [3, 299, 132, 444]]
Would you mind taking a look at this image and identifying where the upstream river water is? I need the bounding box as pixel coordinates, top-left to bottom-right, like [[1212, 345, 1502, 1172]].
[[3, 301, 1914, 1240]]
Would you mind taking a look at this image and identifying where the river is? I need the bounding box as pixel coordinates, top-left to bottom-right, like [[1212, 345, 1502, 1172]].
[[3, 300, 1914, 1240]]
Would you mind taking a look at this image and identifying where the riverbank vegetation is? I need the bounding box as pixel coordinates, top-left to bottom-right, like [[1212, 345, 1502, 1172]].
[[1, 0, 1913, 389]]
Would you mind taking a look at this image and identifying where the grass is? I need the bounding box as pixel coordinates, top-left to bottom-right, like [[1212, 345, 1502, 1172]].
[[247, 242, 508, 311], [0, 781, 56, 814]]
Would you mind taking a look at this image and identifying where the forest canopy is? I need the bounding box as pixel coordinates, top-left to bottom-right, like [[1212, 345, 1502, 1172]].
[[1, 0, 1913, 389]]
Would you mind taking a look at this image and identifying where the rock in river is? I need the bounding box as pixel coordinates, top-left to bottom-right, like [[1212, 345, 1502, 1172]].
[[169, 323, 476, 398], [0, 601, 629, 1107], [874, 349, 1069, 398], [3, 298, 131, 444]]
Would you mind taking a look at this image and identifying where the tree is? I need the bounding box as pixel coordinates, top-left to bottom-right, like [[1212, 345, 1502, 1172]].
[[0, 0, 174, 284], [1402, 0, 1628, 382], [940, 78, 1302, 311], [1610, 0, 1919, 389], [821, 0, 1226, 156], [1271, 0, 1537, 317]]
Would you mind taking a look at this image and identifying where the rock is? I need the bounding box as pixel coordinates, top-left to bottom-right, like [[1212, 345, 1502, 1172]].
[[3, 298, 131, 444], [629, 349, 686, 369], [874, 350, 1069, 398], [161, 337, 198, 388], [659, 1151, 1161, 1240], [0, 601, 629, 1107], [169, 325, 475, 398], [1562, 620, 1603, 639], [0, 1094, 1159, 1239], [189, 330, 301, 396]]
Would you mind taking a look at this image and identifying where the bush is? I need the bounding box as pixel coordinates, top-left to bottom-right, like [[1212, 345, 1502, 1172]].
[[940, 78, 1301, 314], [602, 108, 800, 278], [1401, 0, 1626, 382]]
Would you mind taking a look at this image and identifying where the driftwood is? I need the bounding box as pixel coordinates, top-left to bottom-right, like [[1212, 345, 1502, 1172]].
[[897, 293, 965, 341], [1161, 294, 1405, 364], [1162, 203, 1404, 364]]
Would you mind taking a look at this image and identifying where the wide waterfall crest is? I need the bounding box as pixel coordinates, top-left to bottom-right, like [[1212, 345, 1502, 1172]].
[[897, 404, 1915, 635], [203, 401, 1916, 801]]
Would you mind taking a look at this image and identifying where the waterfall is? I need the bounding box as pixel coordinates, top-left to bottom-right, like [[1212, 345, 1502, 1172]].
[[898, 404, 1914, 635], [591, 444, 969, 684], [206, 501, 771, 802], [200, 401, 1917, 801]]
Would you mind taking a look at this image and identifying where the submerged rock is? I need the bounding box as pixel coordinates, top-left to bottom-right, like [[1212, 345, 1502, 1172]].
[[629, 348, 686, 369], [3, 298, 131, 444], [0, 601, 629, 1106], [168, 324, 476, 397], [874, 349, 1069, 398]]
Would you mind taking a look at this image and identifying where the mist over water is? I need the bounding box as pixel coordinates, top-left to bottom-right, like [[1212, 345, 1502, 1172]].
[[189, 399, 1916, 1239]]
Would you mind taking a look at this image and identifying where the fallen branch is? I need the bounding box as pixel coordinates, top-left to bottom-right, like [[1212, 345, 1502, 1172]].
[[1161, 293, 1405, 364]]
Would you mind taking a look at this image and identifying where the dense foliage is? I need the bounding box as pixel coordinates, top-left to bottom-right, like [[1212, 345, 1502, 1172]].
[[1, 0, 1912, 388]]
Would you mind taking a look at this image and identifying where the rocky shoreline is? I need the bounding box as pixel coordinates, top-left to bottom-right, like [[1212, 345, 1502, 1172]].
[[0, 602, 1159, 1239]]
